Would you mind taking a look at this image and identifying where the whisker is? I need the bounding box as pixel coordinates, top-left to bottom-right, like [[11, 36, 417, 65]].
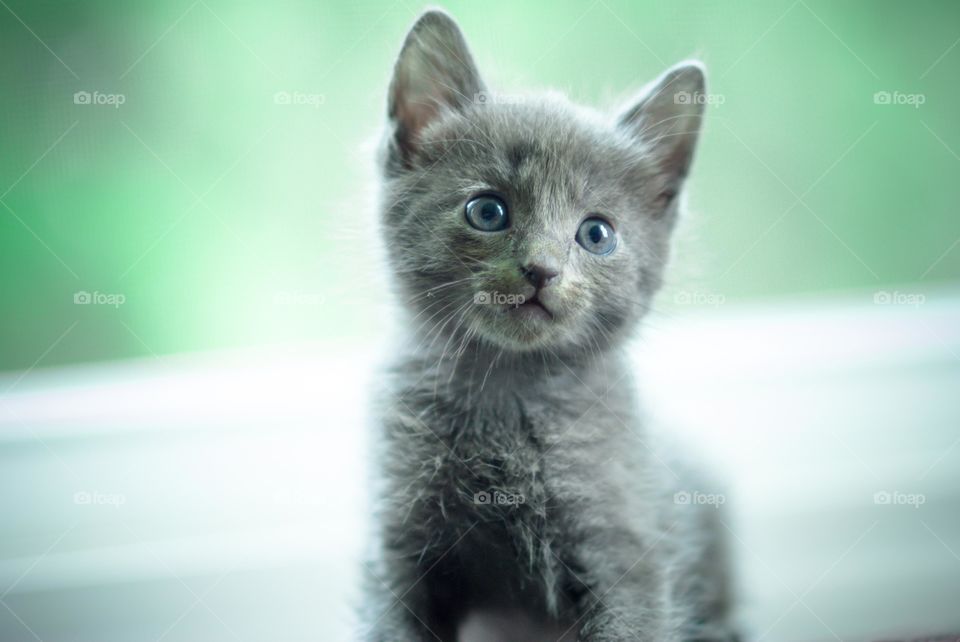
[[404, 276, 475, 304]]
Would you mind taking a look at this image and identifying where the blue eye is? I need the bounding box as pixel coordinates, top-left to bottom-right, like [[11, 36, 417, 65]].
[[576, 217, 617, 255], [465, 195, 509, 232]]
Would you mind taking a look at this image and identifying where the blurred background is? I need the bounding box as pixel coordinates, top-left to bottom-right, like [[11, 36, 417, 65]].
[[1, 1, 958, 640]]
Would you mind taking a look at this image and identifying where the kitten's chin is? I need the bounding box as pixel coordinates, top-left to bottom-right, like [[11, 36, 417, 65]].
[[469, 304, 569, 352]]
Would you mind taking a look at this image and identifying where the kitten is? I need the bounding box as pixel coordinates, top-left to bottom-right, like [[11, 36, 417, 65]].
[[363, 10, 735, 642]]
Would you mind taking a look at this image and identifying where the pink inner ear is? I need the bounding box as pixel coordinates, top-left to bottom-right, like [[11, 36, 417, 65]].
[[392, 74, 445, 143], [386, 11, 487, 165], [656, 188, 677, 207], [389, 57, 473, 164]]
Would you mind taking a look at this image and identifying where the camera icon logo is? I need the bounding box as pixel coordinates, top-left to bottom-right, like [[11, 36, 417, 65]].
[[673, 491, 691, 505], [474, 291, 491, 305], [73, 91, 91, 105], [474, 91, 490, 105], [74, 491, 92, 505], [873, 91, 892, 105], [873, 491, 892, 505], [74, 291, 92, 304], [674, 91, 692, 105], [474, 491, 491, 505], [273, 91, 292, 105], [873, 290, 891, 304]]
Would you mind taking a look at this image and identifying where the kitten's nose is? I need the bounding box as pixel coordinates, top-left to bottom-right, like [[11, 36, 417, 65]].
[[520, 263, 560, 289]]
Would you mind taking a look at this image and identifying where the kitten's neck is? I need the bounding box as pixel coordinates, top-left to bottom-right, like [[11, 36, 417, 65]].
[[394, 334, 627, 400]]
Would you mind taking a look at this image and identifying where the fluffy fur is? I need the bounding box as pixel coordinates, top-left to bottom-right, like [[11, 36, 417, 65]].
[[362, 10, 735, 641]]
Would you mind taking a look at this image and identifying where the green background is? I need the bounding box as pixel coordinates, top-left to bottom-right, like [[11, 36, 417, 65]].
[[2, 0, 958, 371]]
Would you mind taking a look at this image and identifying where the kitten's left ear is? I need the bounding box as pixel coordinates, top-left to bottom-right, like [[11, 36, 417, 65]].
[[387, 10, 485, 165], [617, 61, 707, 180]]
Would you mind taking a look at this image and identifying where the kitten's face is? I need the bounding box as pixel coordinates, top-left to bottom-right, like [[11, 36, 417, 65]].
[[381, 11, 705, 356]]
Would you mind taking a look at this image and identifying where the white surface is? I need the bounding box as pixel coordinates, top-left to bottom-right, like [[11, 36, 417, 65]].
[[1, 287, 959, 641]]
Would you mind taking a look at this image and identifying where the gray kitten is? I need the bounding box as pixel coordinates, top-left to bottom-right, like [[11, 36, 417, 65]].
[[363, 10, 735, 642]]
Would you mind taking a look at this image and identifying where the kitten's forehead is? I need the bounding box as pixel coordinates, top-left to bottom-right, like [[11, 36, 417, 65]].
[[419, 100, 647, 209]]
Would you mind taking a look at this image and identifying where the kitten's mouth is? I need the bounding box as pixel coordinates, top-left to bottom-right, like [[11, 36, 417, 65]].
[[508, 295, 553, 321], [471, 291, 566, 350]]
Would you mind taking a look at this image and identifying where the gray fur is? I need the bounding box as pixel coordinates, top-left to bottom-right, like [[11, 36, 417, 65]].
[[363, 10, 735, 642]]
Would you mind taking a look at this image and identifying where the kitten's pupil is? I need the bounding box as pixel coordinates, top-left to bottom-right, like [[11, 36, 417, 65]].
[[480, 202, 499, 221], [588, 224, 604, 244]]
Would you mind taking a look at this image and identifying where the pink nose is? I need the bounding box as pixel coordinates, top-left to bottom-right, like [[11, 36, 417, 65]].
[[520, 263, 560, 289]]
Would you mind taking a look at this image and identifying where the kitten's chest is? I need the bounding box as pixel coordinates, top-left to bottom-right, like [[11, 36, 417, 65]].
[[435, 401, 551, 499], [388, 391, 604, 515], [381, 385, 626, 615]]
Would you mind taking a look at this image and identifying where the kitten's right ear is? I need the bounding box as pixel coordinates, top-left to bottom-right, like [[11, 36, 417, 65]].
[[617, 61, 707, 181], [387, 10, 485, 166]]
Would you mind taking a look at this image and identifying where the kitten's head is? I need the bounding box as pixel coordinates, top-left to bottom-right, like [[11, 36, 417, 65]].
[[380, 10, 706, 357]]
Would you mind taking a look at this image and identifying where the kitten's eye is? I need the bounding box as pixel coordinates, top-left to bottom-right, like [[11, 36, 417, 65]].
[[576, 217, 617, 255], [465, 195, 509, 232]]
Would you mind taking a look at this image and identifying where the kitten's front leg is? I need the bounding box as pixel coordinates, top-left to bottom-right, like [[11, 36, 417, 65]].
[[361, 557, 444, 642], [573, 555, 671, 642], [571, 540, 738, 642]]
